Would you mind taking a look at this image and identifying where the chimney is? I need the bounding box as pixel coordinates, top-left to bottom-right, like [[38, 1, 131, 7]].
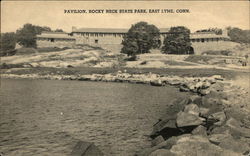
[[72, 26, 77, 32]]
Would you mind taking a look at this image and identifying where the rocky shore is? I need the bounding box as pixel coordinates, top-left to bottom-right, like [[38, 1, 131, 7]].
[[1, 72, 225, 95], [2, 71, 249, 156]]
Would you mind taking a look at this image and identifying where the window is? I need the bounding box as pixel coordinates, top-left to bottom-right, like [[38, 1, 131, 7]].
[[95, 39, 98, 44], [201, 39, 204, 42], [50, 38, 54, 42]]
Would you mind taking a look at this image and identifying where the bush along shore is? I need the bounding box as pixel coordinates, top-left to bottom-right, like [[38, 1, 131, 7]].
[[2, 72, 250, 155]]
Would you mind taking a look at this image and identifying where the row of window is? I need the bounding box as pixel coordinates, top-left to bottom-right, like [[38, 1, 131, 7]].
[[191, 38, 229, 43], [77, 33, 125, 38], [37, 38, 75, 42]]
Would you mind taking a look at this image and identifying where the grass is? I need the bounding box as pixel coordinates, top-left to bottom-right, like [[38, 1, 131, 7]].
[[1, 66, 249, 80]]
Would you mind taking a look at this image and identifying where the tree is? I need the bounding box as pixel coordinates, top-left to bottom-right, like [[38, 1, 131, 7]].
[[227, 27, 250, 44], [16, 23, 52, 48], [161, 26, 192, 54], [54, 29, 64, 32], [0, 32, 16, 56], [121, 21, 160, 58]]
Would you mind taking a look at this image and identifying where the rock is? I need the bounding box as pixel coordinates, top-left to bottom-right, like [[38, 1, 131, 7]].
[[179, 85, 189, 92], [188, 95, 202, 104], [149, 149, 176, 156], [201, 81, 211, 89], [70, 141, 103, 156], [208, 111, 226, 126], [226, 118, 250, 138], [150, 79, 163, 86], [176, 112, 205, 128], [206, 90, 228, 100], [191, 125, 207, 136], [209, 125, 230, 135], [150, 117, 182, 139], [211, 75, 224, 81], [199, 107, 210, 118], [151, 135, 165, 147], [209, 133, 230, 145], [209, 133, 250, 153], [199, 88, 211, 95], [209, 82, 225, 92], [137, 136, 178, 156], [170, 135, 241, 156], [183, 104, 200, 116], [200, 97, 224, 115]]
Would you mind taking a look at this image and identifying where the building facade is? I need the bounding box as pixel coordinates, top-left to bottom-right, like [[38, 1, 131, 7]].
[[71, 27, 233, 54], [36, 27, 235, 54], [36, 32, 76, 48]]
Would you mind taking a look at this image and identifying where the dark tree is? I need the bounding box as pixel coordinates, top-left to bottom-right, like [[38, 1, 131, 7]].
[[16, 23, 52, 48], [54, 29, 64, 32], [161, 26, 192, 55], [227, 27, 250, 44], [0, 32, 16, 56], [121, 21, 160, 58]]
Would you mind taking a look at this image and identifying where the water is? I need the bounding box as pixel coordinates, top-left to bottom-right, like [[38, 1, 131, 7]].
[[0, 79, 189, 156]]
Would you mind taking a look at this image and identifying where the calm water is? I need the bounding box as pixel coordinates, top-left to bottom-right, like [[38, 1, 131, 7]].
[[0, 79, 189, 156]]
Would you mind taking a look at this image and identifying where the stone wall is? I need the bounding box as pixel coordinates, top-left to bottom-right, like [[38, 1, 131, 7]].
[[73, 33, 124, 45], [37, 39, 76, 48]]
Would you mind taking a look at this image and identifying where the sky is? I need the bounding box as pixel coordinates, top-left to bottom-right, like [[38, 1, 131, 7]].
[[1, 1, 249, 33]]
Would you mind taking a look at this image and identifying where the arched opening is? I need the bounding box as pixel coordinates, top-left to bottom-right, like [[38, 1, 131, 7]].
[[187, 46, 194, 55]]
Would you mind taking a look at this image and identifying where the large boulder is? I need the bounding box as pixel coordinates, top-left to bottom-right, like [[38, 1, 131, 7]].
[[191, 125, 207, 136], [70, 141, 103, 156], [200, 97, 224, 115], [170, 135, 241, 156], [183, 104, 200, 116], [207, 111, 226, 126], [150, 117, 182, 139], [199, 107, 210, 118], [209, 133, 250, 153], [151, 135, 165, 147], [226, 117, 250, 138], [136, 136, 179, 156], [176, 112, 205, 128]]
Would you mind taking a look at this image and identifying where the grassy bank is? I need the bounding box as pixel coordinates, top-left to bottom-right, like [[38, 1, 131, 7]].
[[1, 66, 249, 80]]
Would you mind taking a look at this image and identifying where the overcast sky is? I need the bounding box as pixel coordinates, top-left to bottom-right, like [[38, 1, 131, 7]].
[[1, 1, 249, 33]]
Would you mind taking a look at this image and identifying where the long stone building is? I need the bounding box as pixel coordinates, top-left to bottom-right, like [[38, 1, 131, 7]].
[[36, 27, 238, 54], [36, 32, 76, 48]]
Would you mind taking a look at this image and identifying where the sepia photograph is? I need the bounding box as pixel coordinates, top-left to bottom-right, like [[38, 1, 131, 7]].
[[0, 0, 250, 156]]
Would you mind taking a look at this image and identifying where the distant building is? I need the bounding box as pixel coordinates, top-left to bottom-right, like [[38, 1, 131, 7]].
[[71, 27, 233, 54], [36, 27, 236, 54], [36, 32, 76, 48]]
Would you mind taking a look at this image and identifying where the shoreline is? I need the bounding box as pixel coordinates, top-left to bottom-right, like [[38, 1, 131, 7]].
[[1, 72, 225, 95]]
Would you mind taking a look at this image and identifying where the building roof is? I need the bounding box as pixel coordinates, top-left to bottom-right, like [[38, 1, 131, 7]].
[[72, 28, 128, 33], [72, 28, 170, 33], [37, 32, 76, 39]]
